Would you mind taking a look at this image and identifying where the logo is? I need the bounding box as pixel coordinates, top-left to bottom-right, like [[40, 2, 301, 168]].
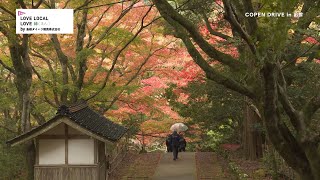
[[18, 11, 25, 16]]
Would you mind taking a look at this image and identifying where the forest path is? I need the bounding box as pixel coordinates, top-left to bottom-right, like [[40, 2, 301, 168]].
[[153, 152, 196, 180]]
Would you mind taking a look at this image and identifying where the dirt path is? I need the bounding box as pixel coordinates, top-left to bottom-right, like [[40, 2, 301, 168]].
[[153, 152, 196, 180], [111, 151, 229, 179], [109, 152, 161, 180], [196, 152, 230, 179]]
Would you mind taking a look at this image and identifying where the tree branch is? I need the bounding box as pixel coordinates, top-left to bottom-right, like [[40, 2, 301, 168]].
[[73, 0, 96, 12], [303, 94, 320, 125], [30, 49, 60, 105], [152, 0, 246, 70], [86, 6, 157, 100], [240, 0, 258, 35], [89, 1, 136, 49], [0, 5, 16, 18], [32, 0, 44, 8], [75, 0, 132, 11], [62, 0, 72, 9], [85, 7, 111, 48], [278, 84, 304, 132], [101, 42, 165, 112], [0, 59, 15, 74], [30, 103, 46, 125], [73, 8, 89, 102], [276, 64, 304, 132], [201, 12, 232, 40], [263, 62, 309, 174], [222, 0, 257, 55], [0, 124, 16, 134], [159, 12, 255, 99], [50, 35, 69, 103], [17, 0, 27, 9]]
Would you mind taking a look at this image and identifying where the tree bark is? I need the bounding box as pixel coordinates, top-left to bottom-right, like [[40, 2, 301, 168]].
[[263, 62, 314, 179], [25, 142, 36, 180], [243, 101, 263, 160], [8, 32, 34, 180]]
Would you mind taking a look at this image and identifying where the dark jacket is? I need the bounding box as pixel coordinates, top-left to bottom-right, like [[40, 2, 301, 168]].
[[170, 131, 181, 147], [179, 137, 186, 151], [166, 134, 172, 151]]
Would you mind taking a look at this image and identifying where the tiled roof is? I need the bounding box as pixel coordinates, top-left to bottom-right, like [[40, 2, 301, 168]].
[[67, 105, 127, 141], [7, 102, 127, 146]]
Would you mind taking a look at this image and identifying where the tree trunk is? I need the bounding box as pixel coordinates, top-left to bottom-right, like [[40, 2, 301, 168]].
[[243, 99, 263, 160], [303, 143, 320, 180], [263, 63, 315, 179], [19, 91, 31, 132], [19, 90, 35, 180], [26, 142, 35, 180], [9, 34, 34, 180]]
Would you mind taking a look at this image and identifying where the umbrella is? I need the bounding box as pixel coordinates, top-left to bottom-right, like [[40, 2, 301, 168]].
[[170, 123, 188, 132]]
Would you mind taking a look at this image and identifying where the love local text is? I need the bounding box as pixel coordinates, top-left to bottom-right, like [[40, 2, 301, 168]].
[[20, 16, 49, 21], [16, 9, 73, 34]]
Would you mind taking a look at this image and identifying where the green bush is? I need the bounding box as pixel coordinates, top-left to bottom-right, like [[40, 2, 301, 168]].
[[0, 147, 26, 180], [0, 131, 27, 180], [202, 121, 234, 151]]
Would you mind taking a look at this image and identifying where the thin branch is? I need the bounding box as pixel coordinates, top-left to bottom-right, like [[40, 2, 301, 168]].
[[44, 94, 58, 108], [0, 5, 16, 18], [30, 102, 46, 125], [30, 47, 60, 105], [152, 0, 245, 70], [75, 0, 132, 11], [276, 62, 304, 132], [50, 34, 70, 103], [89, 1, 136, 49], [241, 0, 258, 34], [0, 124, 16, 134], [244, 98, 261, 119], [0, 59, 15, 74], [136, 133, 166, 138], [85, 7, 111, 48], [223, 0, 257, 55], [281, 44, 316, 70], [31, 64, 60, 106], [17, 0, 27, 9], [0, 19, 15, 23], [31, 66, 47, 83], [86, 6, 157, 100], [278, 84, 303, 131], [73, 0, 99, 12], [201, 12, 231, 40], [303, 93, 320, 124], [160, 10, 255, 99], [32, 0, 44, 8], [62, 0, 72, 9], [101, 44, 163, 112]]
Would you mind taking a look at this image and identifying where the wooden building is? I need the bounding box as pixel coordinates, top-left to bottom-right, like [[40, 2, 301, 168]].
[[6, 102, 128, 180]]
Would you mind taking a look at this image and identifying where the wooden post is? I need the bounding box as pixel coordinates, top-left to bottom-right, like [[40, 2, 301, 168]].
[[35, 138, 39, 165], [65, 124, 68, 165]]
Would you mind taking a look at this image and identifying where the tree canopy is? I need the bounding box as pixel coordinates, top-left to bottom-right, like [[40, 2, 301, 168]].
[[0, 0, 319, 179]]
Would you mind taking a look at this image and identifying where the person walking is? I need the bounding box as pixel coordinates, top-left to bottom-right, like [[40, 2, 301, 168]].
[[166, 134, 172, 152], [179, 136, 187, 152], [170, 130, 181, 160]]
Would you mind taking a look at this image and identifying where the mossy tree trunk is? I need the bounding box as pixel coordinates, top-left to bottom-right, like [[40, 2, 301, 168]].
[[1, 4, 35, 178], [243, 104, 263, 160]]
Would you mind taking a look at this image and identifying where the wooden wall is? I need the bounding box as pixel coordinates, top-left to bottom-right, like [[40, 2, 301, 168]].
[[34, 165, 98, 180]]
